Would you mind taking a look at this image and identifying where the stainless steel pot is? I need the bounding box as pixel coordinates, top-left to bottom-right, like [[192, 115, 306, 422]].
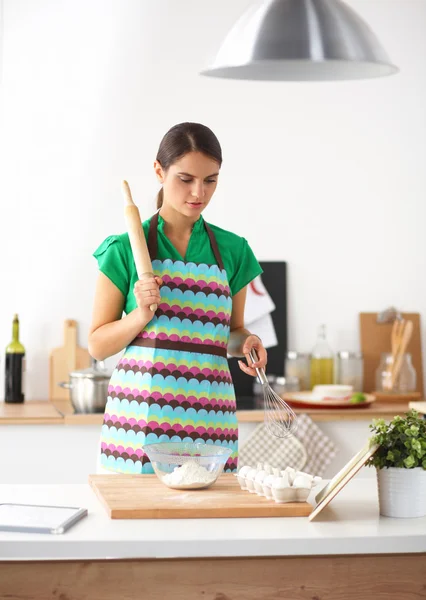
[[59, 359, 111, 414]]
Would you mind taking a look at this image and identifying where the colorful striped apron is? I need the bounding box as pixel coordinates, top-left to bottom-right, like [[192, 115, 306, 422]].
[[99, 212, 238, 474]]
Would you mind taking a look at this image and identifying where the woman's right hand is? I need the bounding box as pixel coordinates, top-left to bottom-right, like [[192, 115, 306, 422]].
[[133, 276, 163, 321]]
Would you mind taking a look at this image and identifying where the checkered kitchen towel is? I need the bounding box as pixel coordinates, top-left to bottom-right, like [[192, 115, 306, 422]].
[[239, 414, 338, 477], [239, 423, 308, 471], [293, 413, 338, 477]]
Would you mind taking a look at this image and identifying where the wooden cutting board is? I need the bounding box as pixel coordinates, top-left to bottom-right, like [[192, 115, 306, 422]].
[[89, 474, 312, 519], [359, 312, 424, 396], [49, 319, 91, 401]]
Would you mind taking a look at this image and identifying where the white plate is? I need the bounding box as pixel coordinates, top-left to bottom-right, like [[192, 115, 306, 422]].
[[282, 391, 376, 409]]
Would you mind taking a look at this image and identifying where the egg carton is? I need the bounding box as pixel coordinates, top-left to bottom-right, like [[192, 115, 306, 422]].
[[235, 463, 322, 504]]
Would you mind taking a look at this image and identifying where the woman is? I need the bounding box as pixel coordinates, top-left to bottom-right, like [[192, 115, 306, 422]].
[[89, 122, 267, 474]]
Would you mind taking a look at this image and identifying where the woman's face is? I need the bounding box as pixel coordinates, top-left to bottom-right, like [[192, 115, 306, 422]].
[[154, 151, 220, 218]]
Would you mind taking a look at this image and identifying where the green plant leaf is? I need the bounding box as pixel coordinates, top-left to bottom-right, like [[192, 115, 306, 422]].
[[404, 455, 416, 468], [367, 410, 426, 469]]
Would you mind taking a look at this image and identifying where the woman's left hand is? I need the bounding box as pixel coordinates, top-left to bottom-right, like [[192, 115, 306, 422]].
[[238, 335, 267, 377]]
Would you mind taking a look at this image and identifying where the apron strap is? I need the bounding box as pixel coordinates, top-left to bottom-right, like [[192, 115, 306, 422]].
[[147, 211, 225, 271], [147, 211, 159, 260], [204, 222, 225, 271]]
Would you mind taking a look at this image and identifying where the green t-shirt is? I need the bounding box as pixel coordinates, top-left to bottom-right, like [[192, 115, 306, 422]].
[[93, 214, 263, 315]]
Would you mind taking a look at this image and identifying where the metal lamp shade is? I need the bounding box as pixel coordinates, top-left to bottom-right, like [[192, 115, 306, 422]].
[[200, 0, 398, 81]]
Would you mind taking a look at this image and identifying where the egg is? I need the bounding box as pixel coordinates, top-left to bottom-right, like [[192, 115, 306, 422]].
[[262, 473, 276, 499], [235, 465, 251, 490], [271, 475, 295, 503], [238, 465, 251, 478], [237, 461, 323, 503], [272, 472, 291, 489], [295, 470, 314, 484], [245, 467, 258, 493], [283, 466, 296, 485], [254, 469, 268, 495], [255, 469, 267, 483], [292, 474, 312, 489]]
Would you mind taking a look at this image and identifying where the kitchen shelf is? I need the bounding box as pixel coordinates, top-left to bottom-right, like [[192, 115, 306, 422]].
[[0, 399, 416, 425]]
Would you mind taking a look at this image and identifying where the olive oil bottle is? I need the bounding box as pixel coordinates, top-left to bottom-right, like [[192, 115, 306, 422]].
[[5, 314, 25, 403], [310, 324, 334, 388]]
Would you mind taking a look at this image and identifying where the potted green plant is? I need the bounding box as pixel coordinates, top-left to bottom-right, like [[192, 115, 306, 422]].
[[366, 409, 426, 517]]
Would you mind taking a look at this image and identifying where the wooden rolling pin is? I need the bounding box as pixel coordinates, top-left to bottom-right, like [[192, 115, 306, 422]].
[[122, 180, 157, 312]]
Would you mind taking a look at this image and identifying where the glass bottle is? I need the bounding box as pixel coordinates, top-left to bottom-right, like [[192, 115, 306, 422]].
[[310, 324, 334, 388], [375, 352, 416, 393], [5, 314, 26, 403]]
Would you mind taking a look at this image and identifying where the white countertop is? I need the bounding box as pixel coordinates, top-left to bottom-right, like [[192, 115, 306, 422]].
[[0, 479, 425, 561]]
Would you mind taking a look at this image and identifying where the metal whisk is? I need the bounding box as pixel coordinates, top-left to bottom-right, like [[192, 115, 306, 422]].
[[249, 350, 298, 438]]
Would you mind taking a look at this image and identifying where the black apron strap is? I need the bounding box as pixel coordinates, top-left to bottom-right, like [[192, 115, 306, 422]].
[[147, 211, 159, 260], [204, 222, 225, 271]]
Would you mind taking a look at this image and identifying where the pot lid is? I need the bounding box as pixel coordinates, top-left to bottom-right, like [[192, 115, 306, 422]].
[[69, 359, 111, 380]]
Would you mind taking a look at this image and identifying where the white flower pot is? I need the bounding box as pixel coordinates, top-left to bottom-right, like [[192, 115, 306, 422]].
[[377, 467, 426, 518]]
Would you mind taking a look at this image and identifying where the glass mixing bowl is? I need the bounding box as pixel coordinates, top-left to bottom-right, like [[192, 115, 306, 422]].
[[142, 442, 232, 490]]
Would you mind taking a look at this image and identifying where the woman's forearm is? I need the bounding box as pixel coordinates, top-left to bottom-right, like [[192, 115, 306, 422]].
[[88, 309, 151, 361], [227, 327, 253, 358]]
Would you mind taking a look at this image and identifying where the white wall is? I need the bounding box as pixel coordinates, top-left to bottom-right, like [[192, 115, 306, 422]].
[[1, 0, 425, 400]]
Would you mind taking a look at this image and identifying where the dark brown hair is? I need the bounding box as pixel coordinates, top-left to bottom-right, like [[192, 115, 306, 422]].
[[156, 122, 222, 209]]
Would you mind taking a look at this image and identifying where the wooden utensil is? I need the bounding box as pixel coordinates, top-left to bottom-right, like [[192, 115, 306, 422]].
[[359, 312, 423, 396], [390, 319, 414, 388], [391, 319, 404, 356], [383, 318, 405, 390], [49, 320, 91, 401], [89, 474, 312, 519], [122, 180, 157, 312]]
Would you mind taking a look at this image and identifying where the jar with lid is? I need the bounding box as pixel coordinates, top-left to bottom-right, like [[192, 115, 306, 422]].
[[336, 351, 363, 391], [285, 351, 311, 391], [375, 353, 416, 393]]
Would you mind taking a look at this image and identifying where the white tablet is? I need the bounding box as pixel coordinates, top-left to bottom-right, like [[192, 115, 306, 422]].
[[0, 503, 88, 534]]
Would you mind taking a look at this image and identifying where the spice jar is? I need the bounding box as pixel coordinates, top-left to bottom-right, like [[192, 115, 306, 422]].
[[336, 351, 364, 391], [285, 351, 311, 391], [375, 353, 416, 393]]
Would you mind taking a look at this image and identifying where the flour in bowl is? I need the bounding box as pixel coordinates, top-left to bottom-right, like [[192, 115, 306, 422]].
[[162, 460, 217, 489]]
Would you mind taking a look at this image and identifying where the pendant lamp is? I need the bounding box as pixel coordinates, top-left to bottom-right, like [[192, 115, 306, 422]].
[[200, 0, 398, 81]]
